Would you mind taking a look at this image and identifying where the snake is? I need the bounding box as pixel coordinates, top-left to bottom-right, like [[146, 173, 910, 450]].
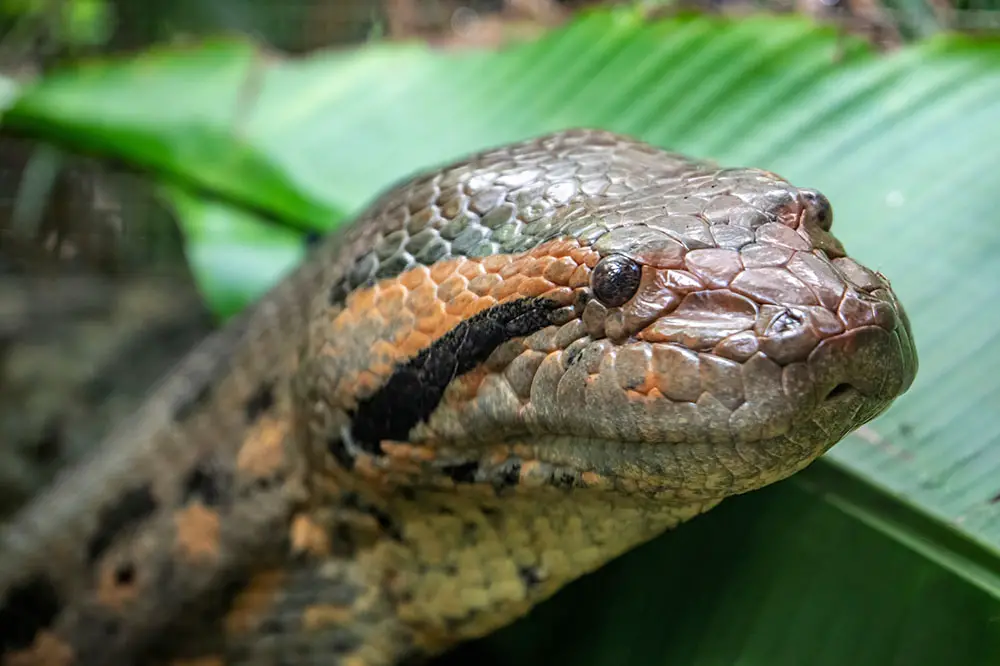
[[0, 128, 917, 666]]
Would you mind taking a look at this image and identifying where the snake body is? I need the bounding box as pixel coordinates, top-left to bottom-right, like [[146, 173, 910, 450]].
[[0, 129, 917, 666]]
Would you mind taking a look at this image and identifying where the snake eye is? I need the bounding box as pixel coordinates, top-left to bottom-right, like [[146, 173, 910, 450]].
[[801, 189, 833, 231], [590, 254, 642, 308]]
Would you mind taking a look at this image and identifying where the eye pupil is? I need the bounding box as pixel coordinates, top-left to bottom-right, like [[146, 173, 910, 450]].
[[590, 254, 642, 308]]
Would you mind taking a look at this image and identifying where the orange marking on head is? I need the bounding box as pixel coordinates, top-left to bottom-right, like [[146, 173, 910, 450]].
[[541, 286, 575, 305], [445, 290, 477, 316], [381, 441, 437, 462], [414, 302, 450, 330], [437, 274, 469, 303], [571, 246, 599, 267], [473, 296, 500, 316], [497, 261, 521, 280], [536, 239, 571, 257], [321, 238, 594, 439], [3, 631, 73, 666], [494, 274, 525, 300], [519, 276, 557, 297], [429, 257, 462, 283], [353, 453, 422, 491], [481, 253, 511, 271], [367, 339, 400, 377], [458, 260, 485, 280], [544, 256, 578, 283], [223, 569, 286, 637], [395, 330, 432, 359], [349, 286, 377, 311], [353, 454, 387, 482], [290, 513, 331, 557], [400, 264, 430, 290], [375, 284, 407, 316], [522, 255, 553, 278], [468, 272, 502, 296], [236, 416, 288, 479], [404, 282, 438, 312], [436, 366, 489, 407], [302, 604, 355, 630], [173, 503, 221, 562], [569, 264, 590, 288], [580, 471, 607, 487]]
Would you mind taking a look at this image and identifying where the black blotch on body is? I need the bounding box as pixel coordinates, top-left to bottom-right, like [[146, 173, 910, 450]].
[[492, 459, 521, 492], [173, 380, 213, 421], [87, 485, 158, 563], [341, 492, 402, 541], [327, 435, 355, 471], [140, 568, 250, 664], [0, 575, 61, 653], [519, 566, 543, 589], [243, 381, 275, 422], [441, 461, 479, 484], [330, 522, 358, 558], [217, 570, 254, 614], [113, 562, 136, 586], [551, 470, 577, 490], [183, 463, 230, 506], [350, 297, 558, 454]]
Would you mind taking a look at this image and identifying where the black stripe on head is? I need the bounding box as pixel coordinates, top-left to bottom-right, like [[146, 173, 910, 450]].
[[347, 297, 558, 454]]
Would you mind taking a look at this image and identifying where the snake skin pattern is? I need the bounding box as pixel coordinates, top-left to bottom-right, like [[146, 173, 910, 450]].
[[0, 129, 917, 666]]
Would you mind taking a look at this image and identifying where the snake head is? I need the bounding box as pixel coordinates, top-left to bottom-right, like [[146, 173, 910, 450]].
[[288, 132, 919, 645], [494, 172, 919, 501], [305, 131, 917, 505]]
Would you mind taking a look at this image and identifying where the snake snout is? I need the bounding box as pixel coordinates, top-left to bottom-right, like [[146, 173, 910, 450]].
[[806, 279, 918, 424]]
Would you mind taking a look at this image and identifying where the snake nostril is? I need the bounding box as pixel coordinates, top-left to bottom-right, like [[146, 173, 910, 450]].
[[801, 188, 833, 231]]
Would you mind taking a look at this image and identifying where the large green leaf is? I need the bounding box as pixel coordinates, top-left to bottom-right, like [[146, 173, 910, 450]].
[[4, 7, 1000, 663]]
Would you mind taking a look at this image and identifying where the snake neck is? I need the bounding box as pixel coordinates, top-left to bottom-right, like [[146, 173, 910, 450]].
[[291, 443, 719, 657]]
